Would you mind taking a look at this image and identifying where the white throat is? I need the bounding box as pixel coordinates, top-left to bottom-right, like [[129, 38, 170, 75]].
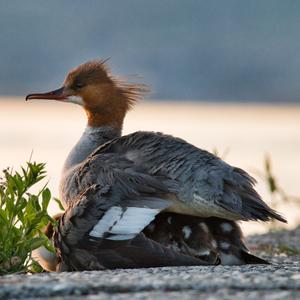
[[66, 95, 84, 105]]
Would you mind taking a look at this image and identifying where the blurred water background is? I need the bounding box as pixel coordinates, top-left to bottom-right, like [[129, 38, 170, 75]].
[[1, 0, 300, 102], [1, 1, 300, 234]]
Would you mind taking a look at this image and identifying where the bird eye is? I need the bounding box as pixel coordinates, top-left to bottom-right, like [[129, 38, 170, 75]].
[[74, 82, 84, 89]]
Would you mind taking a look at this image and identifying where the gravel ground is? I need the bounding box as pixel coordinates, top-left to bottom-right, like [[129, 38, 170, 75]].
[[1, 227, 299, 300], [247, 226, 300, 255]]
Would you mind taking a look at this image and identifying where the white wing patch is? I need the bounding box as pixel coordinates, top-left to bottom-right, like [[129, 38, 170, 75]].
[[89, 206, 124, 238], [89, 206, 160, 240]]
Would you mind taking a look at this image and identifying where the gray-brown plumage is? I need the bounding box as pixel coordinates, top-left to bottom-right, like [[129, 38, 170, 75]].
[[53, 185, 210, 271], [40, 209, 267, 271], [74, 131, 285, 222], [26, 60, 284, 271]]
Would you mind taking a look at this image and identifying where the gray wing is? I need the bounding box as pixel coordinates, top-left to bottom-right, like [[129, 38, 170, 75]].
[[60, 153, 177, 241], [91, 131, 286, 223], [54, 184, 209, 271]]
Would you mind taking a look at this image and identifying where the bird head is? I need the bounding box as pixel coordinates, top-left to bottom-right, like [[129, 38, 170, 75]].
[[26, 60, 148, 128]]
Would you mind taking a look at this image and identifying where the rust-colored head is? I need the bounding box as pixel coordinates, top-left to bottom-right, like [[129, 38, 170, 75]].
[[26, 60, 148, 129]]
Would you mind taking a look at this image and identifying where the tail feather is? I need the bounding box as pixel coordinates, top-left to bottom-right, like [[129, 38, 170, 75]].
[[221, 167, 287, 223], [241, 250, 269, 265]]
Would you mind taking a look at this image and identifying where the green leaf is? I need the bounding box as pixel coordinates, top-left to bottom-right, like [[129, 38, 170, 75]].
[[0, 208, 8, 224], [53, 197, 64, 211], [27, 237, 48, 250], [29, 260, 44, 273], [42, 188, 51, 211]]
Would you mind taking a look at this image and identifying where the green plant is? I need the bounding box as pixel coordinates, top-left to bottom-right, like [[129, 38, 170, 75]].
[[256, 154, 300, 230], [259, 154, 300, 207], [0, 162, 58, 275], [214, 148, 300, 230]]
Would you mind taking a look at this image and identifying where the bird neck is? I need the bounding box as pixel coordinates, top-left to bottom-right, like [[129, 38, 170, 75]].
[[84, 87, 129, 129], [85, 109, 125, 129], [62, 125, 121, 173]]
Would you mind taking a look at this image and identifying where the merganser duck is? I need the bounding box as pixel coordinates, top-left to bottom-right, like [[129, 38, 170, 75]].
[[26, 60, 284, 271]]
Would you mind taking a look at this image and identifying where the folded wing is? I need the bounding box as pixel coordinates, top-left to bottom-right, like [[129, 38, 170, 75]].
[[55, 155, 209, 270], [92, 131, 286, 223]]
